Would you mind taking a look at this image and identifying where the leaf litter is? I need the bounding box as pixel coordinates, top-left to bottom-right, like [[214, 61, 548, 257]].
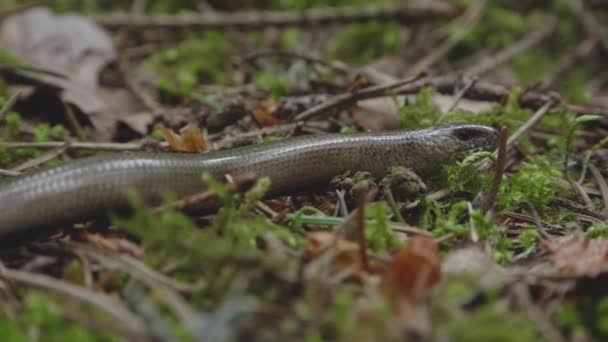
[[1, 1, 608, 341]]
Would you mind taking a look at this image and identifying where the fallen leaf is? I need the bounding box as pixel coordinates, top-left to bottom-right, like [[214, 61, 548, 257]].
[[252, 99, 286, 127], [0, 7, 114, 111], [386, 236, 441, 299], [160, 123, 208, 153], [0, 7, 147, 141], [541, 233, 608, 277], [304, 231, 387, 274]]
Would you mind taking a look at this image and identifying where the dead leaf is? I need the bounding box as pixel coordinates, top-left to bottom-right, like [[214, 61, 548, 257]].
[[0, 7, 147, 141], [541, 233, 608, 277], [304, 231, 387, 274], [160, 123, 208, 153], [252, 99, 286, 127], [386, 236, 441, 299], [0, 7, 114, 111]]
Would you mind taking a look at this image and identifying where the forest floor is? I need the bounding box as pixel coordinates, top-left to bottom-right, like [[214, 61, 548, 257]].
[[1, 1, 608, 341]]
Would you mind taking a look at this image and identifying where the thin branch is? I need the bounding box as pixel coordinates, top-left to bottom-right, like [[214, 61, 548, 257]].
[[243, 50, 349, 74], [407, 0, 487, 76], [93, 2, 459, 29], [0, 264, 146, 336], [588, 163, 608, 214], [294, 74, 423, 121], [465, 16, 557, 76], [481, 126, 507, 214]]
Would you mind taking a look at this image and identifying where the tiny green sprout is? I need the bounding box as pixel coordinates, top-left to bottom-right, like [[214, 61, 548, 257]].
[[255, 72, 288, 99], [398, 87, 441, 129], [498, 156, 561, 215], [519, 229, 539, 248], [586, 223, 608, 239], [564, 115, 602, 183]]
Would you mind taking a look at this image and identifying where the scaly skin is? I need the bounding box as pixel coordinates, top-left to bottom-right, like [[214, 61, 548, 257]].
[[0, 125, 497, 235]]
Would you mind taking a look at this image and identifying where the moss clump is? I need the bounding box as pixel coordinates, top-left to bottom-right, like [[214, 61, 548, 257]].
[[142, 32, 234, 99], [0, 292, 119, 342], [327, 21, 400, 65], [498, 156, 561, 215]]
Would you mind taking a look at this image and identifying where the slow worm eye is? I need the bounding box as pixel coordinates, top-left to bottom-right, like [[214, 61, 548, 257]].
[[451, 127, 481, 142]]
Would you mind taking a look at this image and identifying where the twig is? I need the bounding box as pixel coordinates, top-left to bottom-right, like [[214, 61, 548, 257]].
[[93, 2, 459, 29], [568, 0, 608, 53], [243, 50, 349, 74], [0, 264, 146, 336], [481, 126, 507, 214], [407, 0, 487, 76], [356, 190, 369, 272], [538, 36, 599, 91], [519, 200, 552, 240], [512, 283, 566, 342], [507, 99, 555, 150], [12, 146, 66, 172], [0, 141, 147, 151], [465, 16, 557, 76], [0, 89, 22, 121], [0, 169, 22, 176], [295, 74, 423, 121], [443, 76, 478, 114], [588, 163, 608, 214], [394, 74, 608, 117]]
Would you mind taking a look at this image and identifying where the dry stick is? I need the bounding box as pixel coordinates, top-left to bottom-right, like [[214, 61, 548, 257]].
[[12, 146, 66, 172], [588, 163, 608, 213], [0, 169, 21, 176], [394, 74, 608, 117], [465, 16, 557, 76], [356, 190, 369, 272], [568, 0, 608, 53], [294, 74, 423, 121], [0, 265, 146, 336], [443, 77, 478, 114], [0, 89, 22, 120], [513, 283, 566, 342], [93, 1, 458, 29], [519, 200, 552, 240], [407, 0, 487, 76], [65, 242, 198, 325], [243, 50, 349, 74], [506, 100, 555, 150], [0, 141, 145, 151], [538, 36, 599, 91], [481, 126, 507, 214]]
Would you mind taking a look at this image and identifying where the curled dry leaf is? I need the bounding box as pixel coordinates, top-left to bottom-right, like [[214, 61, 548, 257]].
[[304, 231, 387, 275], [160, 124, 208, 153], [541, 233, 608, 276], [252, 99, 287, 127], [386, 236, 441, 299]]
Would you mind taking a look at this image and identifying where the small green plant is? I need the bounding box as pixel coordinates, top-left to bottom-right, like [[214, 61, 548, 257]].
[[327, 22, 400, 65], [498, 156, 561, 215], [142, 32, 234, 98]]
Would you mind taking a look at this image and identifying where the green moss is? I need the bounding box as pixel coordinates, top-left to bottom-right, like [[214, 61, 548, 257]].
[[142, 33, 234, 99], [519, 228, 539, 248], [448, 305, 540, 342], [255, 72, 289, 99], [0, 292, 119, 342], [327, 21, 400, 65], [397, 87, 441, 129], [443, 151, 494, 193], [498, 156, 561, 215], [365, 201, 401, 252]]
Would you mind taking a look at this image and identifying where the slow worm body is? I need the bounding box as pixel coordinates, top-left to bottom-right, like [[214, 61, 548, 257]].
[[0, 125, 497, 235]]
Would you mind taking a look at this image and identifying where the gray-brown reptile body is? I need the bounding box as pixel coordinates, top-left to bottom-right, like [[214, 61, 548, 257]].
[[0, 125, 497, 235]]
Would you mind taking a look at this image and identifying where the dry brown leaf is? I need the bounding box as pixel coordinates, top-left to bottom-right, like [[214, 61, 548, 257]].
[[252, 99, 286, 127], [541, 233, 608, 276], [304, 231, 387, 274], [160, 124, 208, 153], [386, 236, 441, 299]]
